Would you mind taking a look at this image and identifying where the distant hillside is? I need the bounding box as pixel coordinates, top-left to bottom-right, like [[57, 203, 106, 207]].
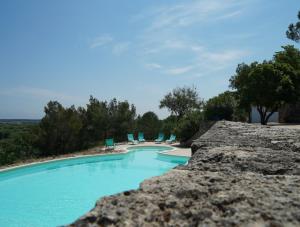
[[0, 119, 40, 124]]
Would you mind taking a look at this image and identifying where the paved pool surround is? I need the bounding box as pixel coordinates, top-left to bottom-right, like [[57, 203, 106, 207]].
[[0, 142, 191, 173], [69, 121, 300, 227]]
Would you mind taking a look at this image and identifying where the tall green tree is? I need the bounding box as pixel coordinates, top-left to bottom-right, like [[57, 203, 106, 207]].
[[287, 11, 300, 42], [274, 45, 300, 98], [80, 96, 109, 147], [159, 86, 202, 118], [37, 101, 83, 155], [136, 112, 161, 140], [108, 98, 136, 141], [230, 61, 297, 125]]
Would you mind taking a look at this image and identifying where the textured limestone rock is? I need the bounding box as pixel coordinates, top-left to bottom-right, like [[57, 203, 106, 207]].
[[69, 121, 300, 227]]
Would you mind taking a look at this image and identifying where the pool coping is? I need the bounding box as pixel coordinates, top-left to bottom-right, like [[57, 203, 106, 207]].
[[0, 143, 190, 173]]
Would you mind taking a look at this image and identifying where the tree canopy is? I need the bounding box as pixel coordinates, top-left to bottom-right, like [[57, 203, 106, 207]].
[[175, 110, 204, 143], [230, 46, 300, 125], [159, 86, 202, 118], [136, 112, 161, 140], [35, 97, 136, 156], [204, 91, 239, 121], [37, 101, 84, 155], [287, 11, 300, 42]]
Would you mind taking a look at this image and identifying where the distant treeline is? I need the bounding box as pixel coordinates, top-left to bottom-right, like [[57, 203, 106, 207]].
[[0, 95, 199, 166], [0, 123, 39, 165], [0, 119, 40, 124], [0, 88, 248, 166]]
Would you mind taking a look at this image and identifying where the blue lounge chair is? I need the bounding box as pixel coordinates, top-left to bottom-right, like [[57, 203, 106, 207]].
[[166, 134, 176, 144], [138, 132, 146, 142], [155, 133, 164, 143], [127, 133, 138, 145], [105, 138, 115, 150]]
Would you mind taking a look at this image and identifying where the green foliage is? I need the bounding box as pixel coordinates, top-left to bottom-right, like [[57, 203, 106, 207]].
[[36, 97, 136, 156], [0, 131, 9, 140], [159, 86, 202, 118], [230, 62, 278, 124], [0, 124, 38, 165], [80, 96, 109, 148], [160, 115, 178, 138], [175, 111, 204, 143], [274, 45, 300, 70], [0, 96, 137, 166], [204, 91, 244, 121], [274, 45, 300, 100], [107, 98, 136, 141], [230, 51, 299, 124], [287, 11, 300, 42], [36, 101, 83, 156], [136, 112, 161, 140]]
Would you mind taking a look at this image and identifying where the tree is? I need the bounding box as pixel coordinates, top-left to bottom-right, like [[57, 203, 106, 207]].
[[204, 91, 237, 121], [274, 45, 300, 97], [175, 110, 204, 143], [108, 98, 136, 141], [160, 115, 177, 138], [136, 112, 161, 140], [0, 126, 38, 165], [287, 11, 300, 42], [37, 101, 83, 155], [80, 96, 109, 147], [274, 45, 300, 70], [204, 91, 248, 122], [159, 86, 202, 118], [230, 61, 297, 125]]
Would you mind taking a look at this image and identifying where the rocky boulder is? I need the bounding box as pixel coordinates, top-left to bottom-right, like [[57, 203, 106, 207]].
[[69, 121, 300, 227]]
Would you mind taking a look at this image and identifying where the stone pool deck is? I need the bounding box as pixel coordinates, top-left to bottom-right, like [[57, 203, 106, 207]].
[[0, 141, 190, 172], [114, 142, 191, 157], [69, 121, 300, 227]]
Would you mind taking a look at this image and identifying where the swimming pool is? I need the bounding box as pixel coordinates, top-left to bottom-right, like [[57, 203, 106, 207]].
[[0, 146, 189, 227]]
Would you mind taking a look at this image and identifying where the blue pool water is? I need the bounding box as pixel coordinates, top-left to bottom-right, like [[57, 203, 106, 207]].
[[0, 146, 189, 227]]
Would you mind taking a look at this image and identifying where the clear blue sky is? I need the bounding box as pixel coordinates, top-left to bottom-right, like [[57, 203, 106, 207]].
[[0, 0, 298, 119]]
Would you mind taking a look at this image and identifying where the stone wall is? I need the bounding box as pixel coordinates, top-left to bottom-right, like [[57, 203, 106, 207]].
[[69, 121, 300, 227]]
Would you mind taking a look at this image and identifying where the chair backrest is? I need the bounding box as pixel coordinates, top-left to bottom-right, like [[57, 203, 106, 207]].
[[106, 138, 114, 146], [138, 132, 144, 139], [127, 133, 134, 141], [170, 134, 176, 140], [159, 132, 164, 139]]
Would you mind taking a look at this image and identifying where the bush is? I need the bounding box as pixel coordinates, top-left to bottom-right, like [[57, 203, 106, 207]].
[[136, 112, 161, 140], [204, 91, 248, 122], [175, 111, 204, 143], [0, 132, 38, 165], [160, 115, 178, 139]]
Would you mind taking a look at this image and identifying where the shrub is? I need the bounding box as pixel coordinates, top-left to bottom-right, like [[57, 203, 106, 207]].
[[136, 112, 161, 140], [175, 111, 204, 143]]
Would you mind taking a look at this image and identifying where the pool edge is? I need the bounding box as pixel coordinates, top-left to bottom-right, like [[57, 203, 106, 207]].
[[0, 143, 188, 174]]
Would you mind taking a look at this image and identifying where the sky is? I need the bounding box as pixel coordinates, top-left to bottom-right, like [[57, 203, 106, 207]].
[[0, 0, 298, 119]]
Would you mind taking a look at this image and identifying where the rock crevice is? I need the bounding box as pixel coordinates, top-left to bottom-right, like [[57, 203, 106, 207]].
[[69, 121, 300, 227]]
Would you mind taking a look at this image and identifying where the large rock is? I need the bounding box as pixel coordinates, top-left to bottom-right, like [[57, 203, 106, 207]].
[[69, 121, 300, 227]]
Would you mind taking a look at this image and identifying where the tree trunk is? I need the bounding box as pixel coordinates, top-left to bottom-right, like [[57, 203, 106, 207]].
[[257, 106, 276, 125], [257, 106, 267, 125], [260, 114, 267, 125], [265, 110, 275, 124]]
